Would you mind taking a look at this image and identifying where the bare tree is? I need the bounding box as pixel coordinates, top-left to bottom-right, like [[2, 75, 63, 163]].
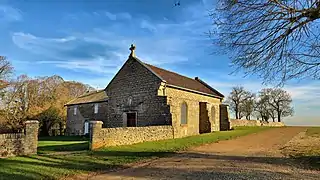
[[260, 88, 293, 122], [255, 92, 275, 122], [0, 57, 13, 90], [268, 108, 278, 122], [227, 86, 254, 119], [240, 91, 256, 120], [255, 98, 270, 122], [212, 0, 320, 84], [1, 75, 30, 130]]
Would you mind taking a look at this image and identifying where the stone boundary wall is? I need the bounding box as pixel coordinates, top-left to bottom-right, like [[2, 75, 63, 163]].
[[230, 119, 285, 129], [90, 121, 174, 149], [0, 121, 39, 157]]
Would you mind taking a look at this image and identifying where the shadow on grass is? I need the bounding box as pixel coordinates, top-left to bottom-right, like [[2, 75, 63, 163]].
[[91, 151, 320, 170], [38, 136, 89, 141], [90, 150, 172, 158], [1, 151, 318, 180], [0, 154, 126, 180], [38, 142, 89, 153]]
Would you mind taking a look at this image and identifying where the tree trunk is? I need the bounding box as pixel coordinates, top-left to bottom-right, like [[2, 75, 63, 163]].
[[40, 121, 49, 136], [277, 112, 281, 122], [59, 122, 63, 135], [235, 109, 239, 119]]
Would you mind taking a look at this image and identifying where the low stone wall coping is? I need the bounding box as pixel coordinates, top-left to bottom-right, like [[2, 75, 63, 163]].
[[230, 119, 285, 128], [90, 121, 104, 124]]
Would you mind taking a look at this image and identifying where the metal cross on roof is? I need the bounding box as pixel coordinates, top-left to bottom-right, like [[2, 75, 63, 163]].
[[129, 44, 136, 57]]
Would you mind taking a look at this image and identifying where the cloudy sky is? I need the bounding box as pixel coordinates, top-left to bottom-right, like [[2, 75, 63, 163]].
[[0, 0, 319, 126]]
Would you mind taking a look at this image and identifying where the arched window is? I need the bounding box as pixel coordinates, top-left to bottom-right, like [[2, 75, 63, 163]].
[[211, 106, 216, 124], [128, 97, 132, 106], [181, 102, 188, 125]]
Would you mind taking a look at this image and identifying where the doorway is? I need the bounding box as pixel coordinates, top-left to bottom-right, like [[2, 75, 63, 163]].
[[199, 102, 211, 134], [126, 112, 137, 127]]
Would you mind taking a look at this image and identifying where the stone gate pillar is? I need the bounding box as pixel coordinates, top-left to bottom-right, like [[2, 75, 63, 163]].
[[25, 120, 39, 154], [89, 121, 103, 150]]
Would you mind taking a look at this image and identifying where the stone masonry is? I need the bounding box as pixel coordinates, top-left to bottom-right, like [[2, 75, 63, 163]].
[[66, 102, 108, 135], [164, 87, 221, 138], [230, 119, 285, 129], [90, 121, 173, 149], [105, 57, 171, 128], [0, 120, 39, 157]]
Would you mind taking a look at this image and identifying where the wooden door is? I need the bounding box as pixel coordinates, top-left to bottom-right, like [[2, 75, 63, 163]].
[[199, 102, 211, 134], [127, 112, 137, 127]]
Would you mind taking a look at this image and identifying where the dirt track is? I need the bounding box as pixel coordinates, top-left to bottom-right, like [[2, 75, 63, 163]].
[[89, 127, 319, 180]]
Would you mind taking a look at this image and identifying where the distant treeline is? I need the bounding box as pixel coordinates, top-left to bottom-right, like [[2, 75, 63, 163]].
[[226, 86, 293, 122], [0, 57, 94, 135]]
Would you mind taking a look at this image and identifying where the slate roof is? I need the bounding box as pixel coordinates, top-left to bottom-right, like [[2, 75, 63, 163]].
[[65, 90, 108, 106], [143, 62, 224, 98]]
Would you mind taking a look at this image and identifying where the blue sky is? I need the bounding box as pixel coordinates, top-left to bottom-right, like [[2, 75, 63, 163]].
[[0, 0, 319, 126]]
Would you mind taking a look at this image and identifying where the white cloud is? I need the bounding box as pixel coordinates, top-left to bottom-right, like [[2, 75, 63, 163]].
[[117, 12, 131, 20], [284, 84, 320, 102], [104, 11, 117, 20], [0, 5, 22, 22], [11, 0, 214, 75], [11, 11, 201, 73], [38, 57, 121, 74], [12, 32, 76, 51], [12, 32, 123, 74], [103, 11, 131, 21], [140, 20, 157, 32]]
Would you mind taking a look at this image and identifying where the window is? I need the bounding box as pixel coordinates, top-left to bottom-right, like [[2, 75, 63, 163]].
[[180, 102, 188, 125], [94, 103, 99, 114], [211, 106, 216, 124], [128, 97, 132, 106], [73, 106, 77, 115]]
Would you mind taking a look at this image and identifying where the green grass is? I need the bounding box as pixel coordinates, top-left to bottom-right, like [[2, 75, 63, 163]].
[[306, 127, 320, 137], [0, 126, 271, 180], [103, 126, 272, 153], [38, 136, 89, 154]]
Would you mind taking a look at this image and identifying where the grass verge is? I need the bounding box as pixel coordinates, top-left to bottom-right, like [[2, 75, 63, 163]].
[[306, 127, 320, 137], [0, 126, 272, 180], [282, 127, 320, 170]]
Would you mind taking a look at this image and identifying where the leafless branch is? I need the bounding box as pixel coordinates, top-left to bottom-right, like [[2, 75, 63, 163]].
[[212, 0, 320, 84]]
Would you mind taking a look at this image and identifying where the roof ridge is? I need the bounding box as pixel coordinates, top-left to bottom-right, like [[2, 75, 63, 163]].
[[64, 90, 107, 106], [143, 63, 200, 83], [78, 89, 104, 98], [143, 62, 224, 98]]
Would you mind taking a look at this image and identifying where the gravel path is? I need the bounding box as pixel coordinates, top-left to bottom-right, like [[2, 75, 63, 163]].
[[88, 127, 319, 180]]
